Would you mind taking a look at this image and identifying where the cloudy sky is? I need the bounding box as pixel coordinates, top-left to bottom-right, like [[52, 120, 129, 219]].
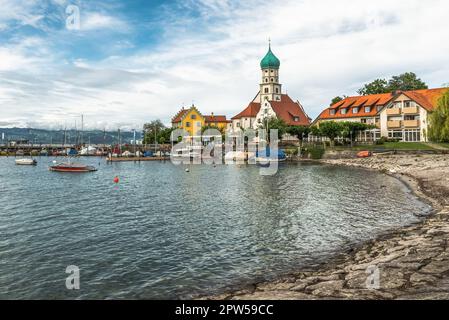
[[1, 0, 449, 130]]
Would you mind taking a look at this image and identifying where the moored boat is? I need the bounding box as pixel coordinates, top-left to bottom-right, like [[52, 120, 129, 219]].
[[15, 159, 37, 166], [49, 162, 97, 172]]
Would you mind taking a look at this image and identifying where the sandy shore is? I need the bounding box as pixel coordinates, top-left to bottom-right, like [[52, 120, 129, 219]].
[[206, 154, 449, 300]]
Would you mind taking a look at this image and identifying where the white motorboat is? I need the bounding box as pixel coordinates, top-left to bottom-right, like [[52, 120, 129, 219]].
[[15, 158, 37, 166]]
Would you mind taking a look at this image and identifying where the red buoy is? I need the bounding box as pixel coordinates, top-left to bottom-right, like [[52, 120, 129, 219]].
[[113, 176, 120, 184]]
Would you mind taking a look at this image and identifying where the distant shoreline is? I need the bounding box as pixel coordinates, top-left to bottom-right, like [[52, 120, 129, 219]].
[[204, 154, 449, 300]]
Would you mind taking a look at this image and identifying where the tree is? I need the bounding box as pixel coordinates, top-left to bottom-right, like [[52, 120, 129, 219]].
[[143, 120, 166, 144], [428, 89, 449, 142], [259, 117, 287, 140], [357, 79, 389, 95], [318, 121, 343, 146], [358, 72, 428, 96], [388, 72, 428, 92], [340, 122, 375, 147], [331, 96, 347, 105], [157, 127, 175, 144], [287, 125, 310, 146]]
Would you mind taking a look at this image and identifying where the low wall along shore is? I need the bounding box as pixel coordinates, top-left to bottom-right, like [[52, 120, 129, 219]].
[[206, 154, 449, 300]]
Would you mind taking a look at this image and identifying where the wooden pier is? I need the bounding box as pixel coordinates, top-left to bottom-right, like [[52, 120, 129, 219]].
[[106, 157, 170, 162]]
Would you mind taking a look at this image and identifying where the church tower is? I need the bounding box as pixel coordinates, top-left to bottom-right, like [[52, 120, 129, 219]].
[[259, 41, 282, 102]]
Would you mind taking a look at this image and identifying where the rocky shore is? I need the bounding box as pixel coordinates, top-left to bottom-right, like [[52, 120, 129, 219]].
[[207, 154, 449, 300]]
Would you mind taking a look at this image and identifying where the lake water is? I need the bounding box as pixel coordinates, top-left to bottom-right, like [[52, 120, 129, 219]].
[[0, 157, 431, 299]]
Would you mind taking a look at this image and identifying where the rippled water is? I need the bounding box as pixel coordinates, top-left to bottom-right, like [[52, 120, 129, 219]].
[[0, 157, 431, 299]]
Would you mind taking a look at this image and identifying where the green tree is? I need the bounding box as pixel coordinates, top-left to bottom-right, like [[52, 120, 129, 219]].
[[259, 117, 288, 140], [387, 72, 428, 92], [358, 72, 428, 96], [331, 96, 346, 105], [428, 89, 449, 142], [157, 127, 175, 144], [340, 122, 375, 147], [143, 120, 166, 144], [318, 121, 343, 146], [357, 79, 389, 95], [287, 125, 310, 146]]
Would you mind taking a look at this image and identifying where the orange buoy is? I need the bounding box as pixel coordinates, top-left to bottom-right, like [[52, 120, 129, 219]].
[[357, 151, 372, 158], [113, 176, 120, 184]]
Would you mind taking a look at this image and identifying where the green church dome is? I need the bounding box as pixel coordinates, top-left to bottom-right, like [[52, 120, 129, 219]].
[[260, 45, 280, 69]]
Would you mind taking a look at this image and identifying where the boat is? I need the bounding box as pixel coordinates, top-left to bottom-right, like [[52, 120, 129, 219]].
[[15, 158, 37, 166], [49, 158, 97, 172], [357, 150, 372, 158], [256, 148, 287, 163]]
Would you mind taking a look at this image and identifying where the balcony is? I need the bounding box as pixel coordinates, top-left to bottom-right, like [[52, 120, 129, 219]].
[[386, 108, 401, 115], [403, 106, 419, 114], [387, 120, 402, 128], [404, 120, 420, 128]]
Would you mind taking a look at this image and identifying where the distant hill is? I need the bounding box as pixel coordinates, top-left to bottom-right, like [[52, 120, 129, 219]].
[[0, 128, 142, 145]]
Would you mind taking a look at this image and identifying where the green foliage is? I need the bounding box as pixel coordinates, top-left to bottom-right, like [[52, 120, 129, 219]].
[[143, 120, 166, 144], [429, 90, 449, 142], [317, 121, 343, 142], [201, 125, 224, 134], [357, 79, 389, 95], [331, 96, 345, 105], [305, 146, 325, 159], [339, 122, 375, 141], [309, 125, 321, 137], [259, 117, 288, 140], [358, 72, 428, 95], [286, 125, 310, 141]]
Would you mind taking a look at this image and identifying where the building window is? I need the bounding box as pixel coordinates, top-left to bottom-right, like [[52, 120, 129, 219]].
[[275, 88, 279, 93], [264, 88, 269, 93], [258, 119, 261, 123], [191, 114, 197, 119], [294, 117, 299, 122], [352, 107, 359, 114], [186, 122, 191, 127], [265, 78, 268, 83], [196, 121, 201, 127], [365, 106, 371, 113], [330, 109, 336, 116], [376, 105, 382, 112], [341, 108, 347, 115], [271, 70, 274, 74], [265, 70, 268, 73], [270, 78, 274, 82], [236, 122, 240, 127]]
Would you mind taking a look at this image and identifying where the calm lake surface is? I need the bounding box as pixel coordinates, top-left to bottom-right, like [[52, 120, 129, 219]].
[[0, 157, 431, 299]]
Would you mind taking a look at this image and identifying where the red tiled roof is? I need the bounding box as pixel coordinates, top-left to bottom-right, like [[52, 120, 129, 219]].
[[204, 115, 228, 123], [172, 108, 189, 123], [402, 88, 448, 111], [270, 94, 311, 126], [232, 102, 261, 119], [316, 88, 448, 121]]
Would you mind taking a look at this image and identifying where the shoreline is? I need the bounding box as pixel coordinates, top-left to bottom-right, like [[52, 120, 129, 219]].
[[204, 154, 449, 300]]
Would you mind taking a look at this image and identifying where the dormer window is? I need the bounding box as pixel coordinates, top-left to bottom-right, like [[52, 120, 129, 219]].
[[341, 108, 347, 115], [352, 107, 359, 114], [365, 106, 371, 113], [330, 109, 336, 116], [376, 105, 382, 112]]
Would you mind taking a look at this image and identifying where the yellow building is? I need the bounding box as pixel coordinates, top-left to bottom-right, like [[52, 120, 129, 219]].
[[172, 106, 231, 136], [171, 105, 205, 136]]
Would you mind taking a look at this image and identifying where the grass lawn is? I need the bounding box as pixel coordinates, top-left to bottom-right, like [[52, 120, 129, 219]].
[[433, 143, 449, 149]]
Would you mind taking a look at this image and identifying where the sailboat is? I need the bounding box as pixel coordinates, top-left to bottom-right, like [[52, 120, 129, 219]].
[[49, 115, 97, 172], [49, 157, 97, 172]]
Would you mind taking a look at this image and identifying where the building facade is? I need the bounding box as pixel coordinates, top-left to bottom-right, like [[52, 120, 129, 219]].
[[231, 44, 311, 132], [172, 105, 231, 136], [314, 88, 448, 142]]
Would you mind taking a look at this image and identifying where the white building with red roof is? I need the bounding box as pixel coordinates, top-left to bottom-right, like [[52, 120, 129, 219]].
[[231, 43, 311, 131]]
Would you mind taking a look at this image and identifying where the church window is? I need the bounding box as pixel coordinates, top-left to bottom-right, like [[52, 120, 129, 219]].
[[265, 78, 268, 83], [264, 88, 269, 93], [271, 78, 274, 82], [275, 88, 279, 93]]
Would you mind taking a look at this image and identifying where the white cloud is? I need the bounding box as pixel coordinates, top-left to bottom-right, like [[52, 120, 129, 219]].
[[82, 12, 128, 31]]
